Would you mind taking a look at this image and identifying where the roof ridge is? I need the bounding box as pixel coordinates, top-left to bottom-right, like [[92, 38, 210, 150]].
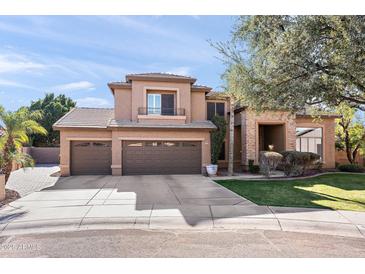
[[75, 107, 114, 110], [53, 107, 77, 126], [126, 72, 194, 78]]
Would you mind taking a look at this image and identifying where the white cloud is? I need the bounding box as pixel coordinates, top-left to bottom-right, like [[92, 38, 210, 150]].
[[0, 54, 46, 74], [100, 16, 182, 41], [0, 78, 36, 89], [76, 97, 112, 108], [50, 81, 95, 92]]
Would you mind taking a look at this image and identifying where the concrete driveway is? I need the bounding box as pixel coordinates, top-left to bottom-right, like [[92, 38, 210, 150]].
[[1, 167, 365, 238]]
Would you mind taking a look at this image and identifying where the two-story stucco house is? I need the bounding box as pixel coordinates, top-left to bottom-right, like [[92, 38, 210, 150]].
[[53, 73, 338, 176]]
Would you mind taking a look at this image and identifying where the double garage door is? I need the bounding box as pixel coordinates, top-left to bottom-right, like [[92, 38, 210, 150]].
[[70, 140, 202, 175], [122, 141, 202, 175]]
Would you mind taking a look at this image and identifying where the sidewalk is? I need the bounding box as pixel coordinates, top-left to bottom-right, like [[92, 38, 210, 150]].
[[1, 202, 364, 238]]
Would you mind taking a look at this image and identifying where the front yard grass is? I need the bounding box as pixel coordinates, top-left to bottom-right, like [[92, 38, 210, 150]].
[[215, 174, 365, 211]]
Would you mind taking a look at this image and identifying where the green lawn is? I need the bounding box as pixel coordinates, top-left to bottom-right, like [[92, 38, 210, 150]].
[[215, 174, 365, 211]]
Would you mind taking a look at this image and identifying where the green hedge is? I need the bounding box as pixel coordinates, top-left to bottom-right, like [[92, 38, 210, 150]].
[[281, 151, 320, 176], [337, 164, 365, 173]]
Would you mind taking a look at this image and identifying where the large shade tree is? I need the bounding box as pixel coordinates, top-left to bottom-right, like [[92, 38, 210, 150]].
[[0, 106, 47, 182], [29, 93, 76, 146], [335, 103, 365, 163], [216, 16, 365, 112]]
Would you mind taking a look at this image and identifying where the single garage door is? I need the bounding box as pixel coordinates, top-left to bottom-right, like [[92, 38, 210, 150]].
[[71, 141, 112, 175], [123, 141, 202, 175]]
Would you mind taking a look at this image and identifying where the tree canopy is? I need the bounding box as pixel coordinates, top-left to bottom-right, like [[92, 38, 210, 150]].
[[29, 93, 76, 146], [335, 103, 365, 163], [216, 16, 365, 112]]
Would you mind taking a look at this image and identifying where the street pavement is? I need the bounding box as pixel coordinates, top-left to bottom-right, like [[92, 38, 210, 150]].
[[0, 228, 364, 257]]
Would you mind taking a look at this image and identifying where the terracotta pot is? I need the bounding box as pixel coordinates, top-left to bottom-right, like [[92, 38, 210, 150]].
[[0, 174, 5, 201]]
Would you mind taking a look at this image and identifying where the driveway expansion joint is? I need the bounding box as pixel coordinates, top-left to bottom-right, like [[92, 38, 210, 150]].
[[1, 172, 365, 238]]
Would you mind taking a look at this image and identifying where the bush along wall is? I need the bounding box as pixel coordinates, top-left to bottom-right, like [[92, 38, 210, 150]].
[[337, 164, 365, 173], [280, 151, 320, 176]]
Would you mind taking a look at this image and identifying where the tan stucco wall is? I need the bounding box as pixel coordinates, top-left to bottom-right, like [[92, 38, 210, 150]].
[[59, 129, 112, 176], [295, 116, 336, 168], [335, 150, 364, 166], [114, 88, 132, 120], [137, 115, 186, 124], [59, 128, 211, 176], [130, 80, 192, 123], [240, 110, 296, 165], [191, 91, 207, 121], [111, 128, 211, 175]]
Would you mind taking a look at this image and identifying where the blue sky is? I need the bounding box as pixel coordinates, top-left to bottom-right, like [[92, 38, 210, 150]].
[[0, 16, 236, 111]]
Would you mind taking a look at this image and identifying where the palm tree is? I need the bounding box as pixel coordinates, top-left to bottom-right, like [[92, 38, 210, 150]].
[[0, 106, 47, 183]]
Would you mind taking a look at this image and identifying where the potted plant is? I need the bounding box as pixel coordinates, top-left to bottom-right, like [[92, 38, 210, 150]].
[[206, 115, 227, 176]]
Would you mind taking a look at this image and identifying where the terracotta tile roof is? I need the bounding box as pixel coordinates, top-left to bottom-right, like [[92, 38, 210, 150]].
[[192, 84, 212, 92], [125, 72, 196, 83], [53, 108, 216, 130], [108, 119, 216, 129], [53, 108, 114, 129], [206, 91, 229, 99], [296, 113, 342, 118], [108, 82, 132, 88]]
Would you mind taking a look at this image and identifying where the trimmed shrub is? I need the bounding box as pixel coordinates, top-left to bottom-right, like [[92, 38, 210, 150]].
[[248, 159, 260, 174], [337, 164, 365, 173], [259, 151, 283, 177], [247, 159, 257, 173], [314, 161, 324, 171], [280, 151, 320, 176]]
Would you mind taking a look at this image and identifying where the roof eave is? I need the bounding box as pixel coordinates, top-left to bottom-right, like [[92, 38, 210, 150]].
[[296, 114, 342, 119], [126, 75, 196, 84], [107, 82, 132, 95], [53, 125, 109, 131]]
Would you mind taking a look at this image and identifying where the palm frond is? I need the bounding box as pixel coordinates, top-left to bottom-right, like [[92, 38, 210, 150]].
[[8, 151, 35, 168], [22, 120, 47, 135]]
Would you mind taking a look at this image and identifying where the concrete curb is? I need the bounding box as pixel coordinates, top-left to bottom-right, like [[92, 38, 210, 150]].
[[214, 171, 365, 181], [0, 219, 363, 239], [1, 208, 364, 239]]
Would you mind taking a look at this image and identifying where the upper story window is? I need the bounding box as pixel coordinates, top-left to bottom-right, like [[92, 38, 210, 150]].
[[207, 102, 225, 120], [147, 93, 175, 115], [147, 94, 161, 115]]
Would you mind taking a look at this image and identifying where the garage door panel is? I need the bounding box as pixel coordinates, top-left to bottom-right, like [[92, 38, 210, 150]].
[[71, 141, 112, 175], [122, 141, 202, 175]]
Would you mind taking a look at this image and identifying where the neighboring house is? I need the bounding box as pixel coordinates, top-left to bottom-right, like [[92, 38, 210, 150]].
[[53, 73, 339, 176]]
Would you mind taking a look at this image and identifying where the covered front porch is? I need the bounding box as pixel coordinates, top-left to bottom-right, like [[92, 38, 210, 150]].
[[258, 123, 286, 153]]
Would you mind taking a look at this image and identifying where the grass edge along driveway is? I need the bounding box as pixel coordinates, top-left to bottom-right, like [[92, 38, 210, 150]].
[[215, 174, 365, 211]]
